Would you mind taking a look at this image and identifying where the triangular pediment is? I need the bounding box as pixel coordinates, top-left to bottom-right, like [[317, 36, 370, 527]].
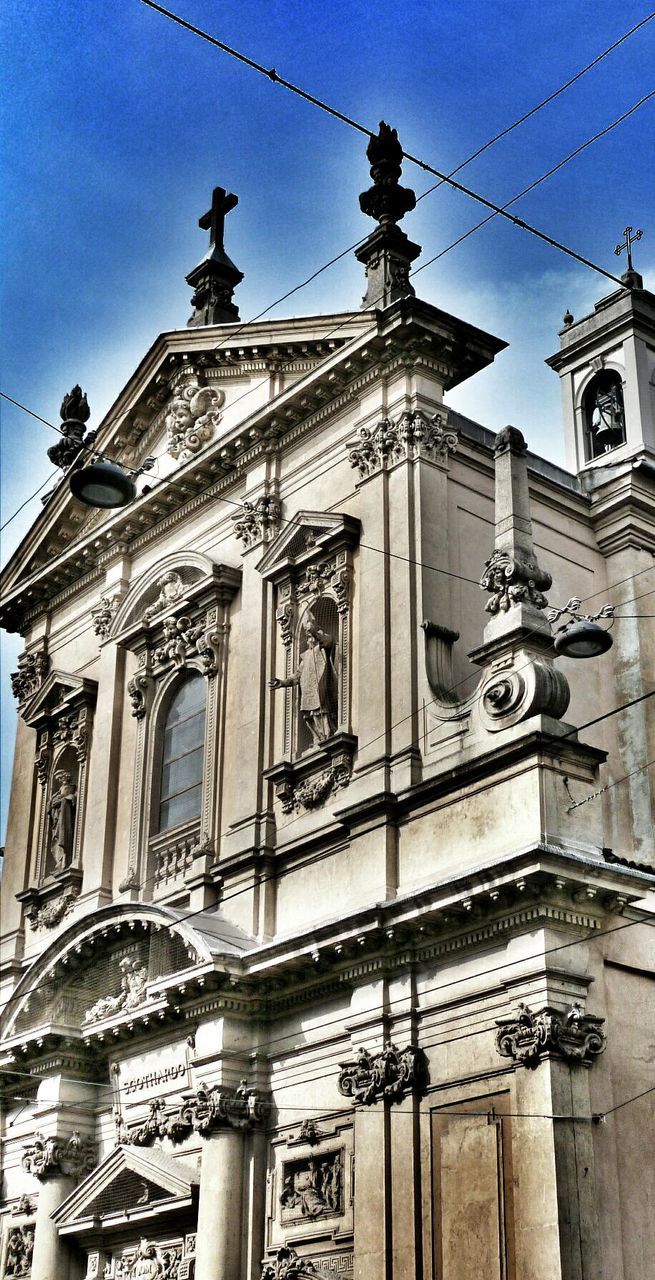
[[23, 669, 98, 727], [53, 1144, 198, 1234], [257, 511, 360, 580]]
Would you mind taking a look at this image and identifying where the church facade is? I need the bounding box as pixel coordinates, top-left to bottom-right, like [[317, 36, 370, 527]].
[[1, 126, 654, 1280]]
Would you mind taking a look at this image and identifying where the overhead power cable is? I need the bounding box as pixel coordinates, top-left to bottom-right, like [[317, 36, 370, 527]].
[[138, 0, 651, 287], [1, 81, 651, 534]]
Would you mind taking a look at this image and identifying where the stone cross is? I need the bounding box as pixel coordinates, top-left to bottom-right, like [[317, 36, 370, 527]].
[[199, 187, 238, 258], [614, 225, 643, 273]]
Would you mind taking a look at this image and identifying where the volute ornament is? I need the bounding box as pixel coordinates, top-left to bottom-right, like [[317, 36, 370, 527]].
[[337, 1042, 427, 1105], [495, 1002, 607, 1069], [22, 1130, 96, 1180], [261, 1247, 316, 1280]]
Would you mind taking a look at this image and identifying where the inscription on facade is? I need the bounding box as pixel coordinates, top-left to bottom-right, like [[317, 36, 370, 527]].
[[122, 1063, 187, 1095]]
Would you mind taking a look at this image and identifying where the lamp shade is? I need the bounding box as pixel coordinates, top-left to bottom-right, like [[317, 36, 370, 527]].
[[553, 620, 613, 659], [69, 461, 137, 508]]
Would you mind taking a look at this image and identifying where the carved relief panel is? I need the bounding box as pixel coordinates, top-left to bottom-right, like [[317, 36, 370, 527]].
[[258, 513, 360, 814], [266, 1118, 353, 1273]]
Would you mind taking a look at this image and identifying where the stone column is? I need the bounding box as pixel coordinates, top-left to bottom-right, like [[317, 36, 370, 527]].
[[194, 1127, 245, 1280], [30, 1173, 77, 1280]]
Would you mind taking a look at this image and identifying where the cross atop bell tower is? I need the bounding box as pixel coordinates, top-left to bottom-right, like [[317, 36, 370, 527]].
[[546, 241, 654, 476], [186, 185, 244, 327]]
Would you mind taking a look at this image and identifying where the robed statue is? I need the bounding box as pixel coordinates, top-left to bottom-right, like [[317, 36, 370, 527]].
[[48, 770, 77, 870], [269, 612, 338, 747]]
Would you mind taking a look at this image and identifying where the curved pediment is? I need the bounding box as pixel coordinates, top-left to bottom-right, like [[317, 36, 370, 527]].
[[0, 902, 254, 1049], [110, 552, 220, 638]]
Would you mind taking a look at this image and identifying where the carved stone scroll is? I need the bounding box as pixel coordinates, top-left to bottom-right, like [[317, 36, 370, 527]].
[[22, 1131, 96, 1180], [127, 1081, 268, 1145], [337, 1043, 427, 1105], [347, 410, 457, 479], [495, 1003, 607, 1069], [164, 369, 225, 461]]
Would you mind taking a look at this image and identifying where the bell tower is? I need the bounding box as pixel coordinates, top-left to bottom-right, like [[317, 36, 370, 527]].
[[546, 241, 655, 478]]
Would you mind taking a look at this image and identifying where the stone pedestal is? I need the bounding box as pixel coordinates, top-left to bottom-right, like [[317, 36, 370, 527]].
[[195, 1128, 245, 1280], [30, 1174, 76, 1280]]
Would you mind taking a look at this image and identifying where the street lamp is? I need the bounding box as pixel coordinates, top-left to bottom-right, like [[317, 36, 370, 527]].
[[548, 598, 614, 660], [69, 460, 138, 508]]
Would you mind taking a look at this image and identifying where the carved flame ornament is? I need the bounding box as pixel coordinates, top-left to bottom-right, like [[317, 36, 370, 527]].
[[495, 1003, 607, 1069], [337, 1043, 427, 1105]]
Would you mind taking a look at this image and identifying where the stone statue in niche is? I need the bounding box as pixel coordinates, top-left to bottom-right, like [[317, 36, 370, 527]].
[[269, 611, 337, 747], [48, 770, 77, 870]]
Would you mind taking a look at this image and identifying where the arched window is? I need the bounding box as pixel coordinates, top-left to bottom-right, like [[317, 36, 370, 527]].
[[157, 673, 206, 832]]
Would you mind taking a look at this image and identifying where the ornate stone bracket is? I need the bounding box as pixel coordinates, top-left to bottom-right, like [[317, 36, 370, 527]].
[[22, 1131, 96, 1180], [127, 1082, 269, 1145], [18, 870, 83, 931], [233, 491, 282, 552], [480, 548, 552, 615], [91, 589, 123, 639], [10, 643, 49, 713], [347, 410, 458, 480], [495, 1003, 607, 1069], [337, 1043, 427, 1105]]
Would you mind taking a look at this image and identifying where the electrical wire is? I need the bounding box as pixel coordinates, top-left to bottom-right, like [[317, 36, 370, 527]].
[[2, 918, 653, 1103], [412, 92, 655, 281], [139, 0, 647, 288], [1, 84, 652, 537], [0, 470, 59, 533]]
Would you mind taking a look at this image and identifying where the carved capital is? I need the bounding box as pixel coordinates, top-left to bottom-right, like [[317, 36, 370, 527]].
[[128, 1081, 269, 1145], [337, 1043, 427, 1105], [22, 1130, 96, 1180], [495, 1003, 607, 1068], [11, 644, 49, 712], [347, 411, 457, 479], [233, 494, 282, 551], [261, 1247, 317, 1280]]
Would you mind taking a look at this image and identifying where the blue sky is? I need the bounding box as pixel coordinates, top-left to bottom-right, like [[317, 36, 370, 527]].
[[1, 0, 654, 838]]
